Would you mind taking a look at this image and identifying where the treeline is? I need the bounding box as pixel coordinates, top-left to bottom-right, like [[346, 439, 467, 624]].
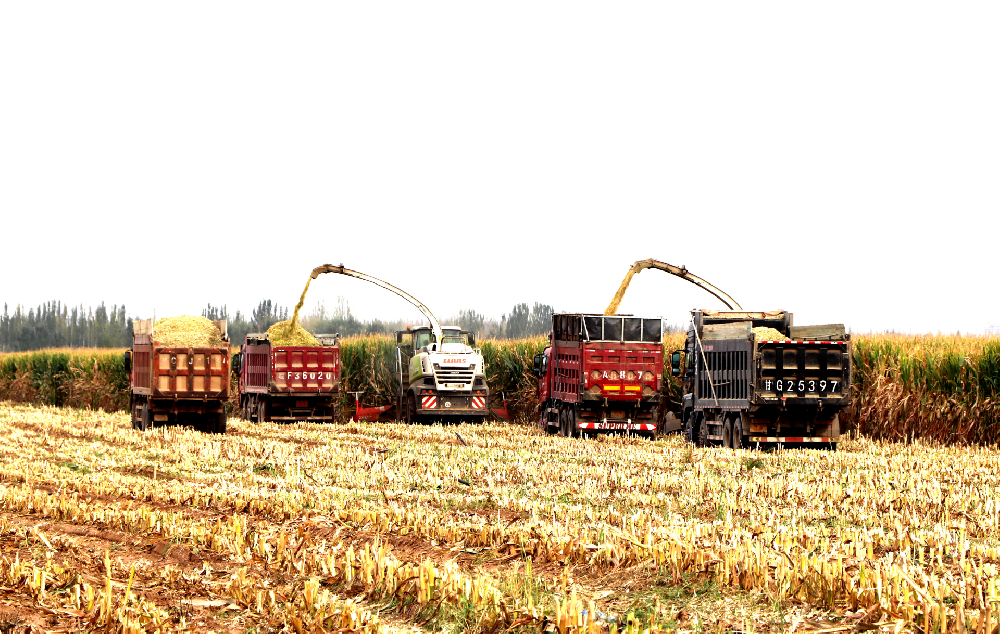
[[204, 298, 558, 344], [0, 302, 132, 352], [0, 298, 562, 352]]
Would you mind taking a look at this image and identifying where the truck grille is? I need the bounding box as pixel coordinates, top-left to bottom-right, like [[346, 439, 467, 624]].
[[435, 368, 474, 387]]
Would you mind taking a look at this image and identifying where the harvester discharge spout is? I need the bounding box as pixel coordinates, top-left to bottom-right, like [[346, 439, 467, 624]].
[[310, 263, 443, 344], [604, 258, 743, 314]]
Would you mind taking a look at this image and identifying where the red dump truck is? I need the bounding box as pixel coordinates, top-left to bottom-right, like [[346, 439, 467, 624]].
[[128, 318, 230, 433], [235, 333, 341, 423], [533, 313, 664, 436]]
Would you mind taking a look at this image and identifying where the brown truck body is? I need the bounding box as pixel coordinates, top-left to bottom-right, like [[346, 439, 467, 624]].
[[128, 318, 230, 433]]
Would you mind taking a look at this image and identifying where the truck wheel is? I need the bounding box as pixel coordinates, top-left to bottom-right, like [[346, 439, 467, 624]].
[[139, 404, 152, 432], [213, 411, 228, 434], [131, 400, 142, 430], [722, 418, 733, 448], [257, 399, 269, 424], [732, 415, 745, 450], [696, 414, 708, 448]]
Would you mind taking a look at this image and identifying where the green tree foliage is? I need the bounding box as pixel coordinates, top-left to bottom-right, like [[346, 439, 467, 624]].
[[0, 301, 131, 352], [501, 302, 554, 338]]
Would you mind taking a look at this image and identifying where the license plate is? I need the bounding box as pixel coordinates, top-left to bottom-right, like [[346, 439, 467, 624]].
[[296, 400, 308, 407], [767, 379, 840, 394]]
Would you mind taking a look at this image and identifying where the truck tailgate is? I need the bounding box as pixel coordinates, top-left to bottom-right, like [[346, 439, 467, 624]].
[[272, 346, 339, 393], [755, 339, 851, 404], [152, 347, 229, 397]]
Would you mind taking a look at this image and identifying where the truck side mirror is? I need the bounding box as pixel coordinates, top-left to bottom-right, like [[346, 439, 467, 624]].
[[123, 350, 132, 373], [532, 354, 542, 378], [232, 352, 242, 376], [468, 333, 476, 346], [396, 332, 403, 344], [670, 351, 681, 377]]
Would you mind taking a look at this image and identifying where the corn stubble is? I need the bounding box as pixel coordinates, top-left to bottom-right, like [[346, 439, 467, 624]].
[[1, 403, 1000, 632]]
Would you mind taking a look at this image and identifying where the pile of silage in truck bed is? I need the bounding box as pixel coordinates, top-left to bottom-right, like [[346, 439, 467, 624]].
[[267, 319, 320, 346], [752, 326, 787, 341], [153, 316, 225, 347]]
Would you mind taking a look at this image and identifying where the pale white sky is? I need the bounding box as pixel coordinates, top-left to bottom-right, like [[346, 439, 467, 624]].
[[2, 2, 997, 334]]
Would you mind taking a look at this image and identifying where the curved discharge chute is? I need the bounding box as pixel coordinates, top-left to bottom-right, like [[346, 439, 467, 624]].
[[604, 258, 742, 315], [309, 264, 443, 343]]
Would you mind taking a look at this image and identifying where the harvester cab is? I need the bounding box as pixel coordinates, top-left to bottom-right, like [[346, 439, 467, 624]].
[[394, 325, 487, 423]]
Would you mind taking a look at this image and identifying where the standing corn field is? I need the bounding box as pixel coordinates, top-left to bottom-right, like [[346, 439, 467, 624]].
[[3, 333, 1000, 443]]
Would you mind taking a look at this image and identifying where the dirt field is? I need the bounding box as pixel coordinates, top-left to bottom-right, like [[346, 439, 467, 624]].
[[0, 403, 997, 633]]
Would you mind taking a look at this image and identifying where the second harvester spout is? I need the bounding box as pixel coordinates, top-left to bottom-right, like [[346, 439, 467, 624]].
[[604, 258, 743, 314]]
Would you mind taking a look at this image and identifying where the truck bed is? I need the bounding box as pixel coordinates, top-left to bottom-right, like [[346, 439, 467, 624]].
[[241, 343, 339, 395], [131, 341, 229, 398]]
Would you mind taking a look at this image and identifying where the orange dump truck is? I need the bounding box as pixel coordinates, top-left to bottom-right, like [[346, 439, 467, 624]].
[[128, 318, 230, 433]]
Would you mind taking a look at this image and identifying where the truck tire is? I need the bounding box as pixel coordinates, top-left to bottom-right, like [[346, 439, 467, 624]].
[[722, 418, 733, 448], [731, 415, 745, 450], [566, 405, 579, 439], [257, 399, 269, 424], [139, 403, 152, 432], [696, 414, 708, 448], [212, 411, 227, 434]]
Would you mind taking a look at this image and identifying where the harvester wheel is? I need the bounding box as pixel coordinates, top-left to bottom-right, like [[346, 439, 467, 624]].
[[405, 393, 418, 425]]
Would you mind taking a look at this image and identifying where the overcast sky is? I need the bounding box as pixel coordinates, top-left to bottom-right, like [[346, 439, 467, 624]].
[[2, 2, 997, 334]]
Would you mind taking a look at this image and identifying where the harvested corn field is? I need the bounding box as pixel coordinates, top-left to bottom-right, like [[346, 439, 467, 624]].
[[153, 316, 225, 348], [267, 319, 320, 347], [1, 403, 999, 632]]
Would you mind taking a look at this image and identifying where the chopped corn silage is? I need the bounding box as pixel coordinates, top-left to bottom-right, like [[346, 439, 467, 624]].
[[153, 316, 225, 347], [604, 268, 637, 316], [267, 319, 320, 347], [290, 276, 312, 331], [752, 326, 787, 341]]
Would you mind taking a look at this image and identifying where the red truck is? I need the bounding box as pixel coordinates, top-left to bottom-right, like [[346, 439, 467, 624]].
[[235, 333, 341, 423], [533, 313, 665, 437], [128, 318, 230, 433]]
